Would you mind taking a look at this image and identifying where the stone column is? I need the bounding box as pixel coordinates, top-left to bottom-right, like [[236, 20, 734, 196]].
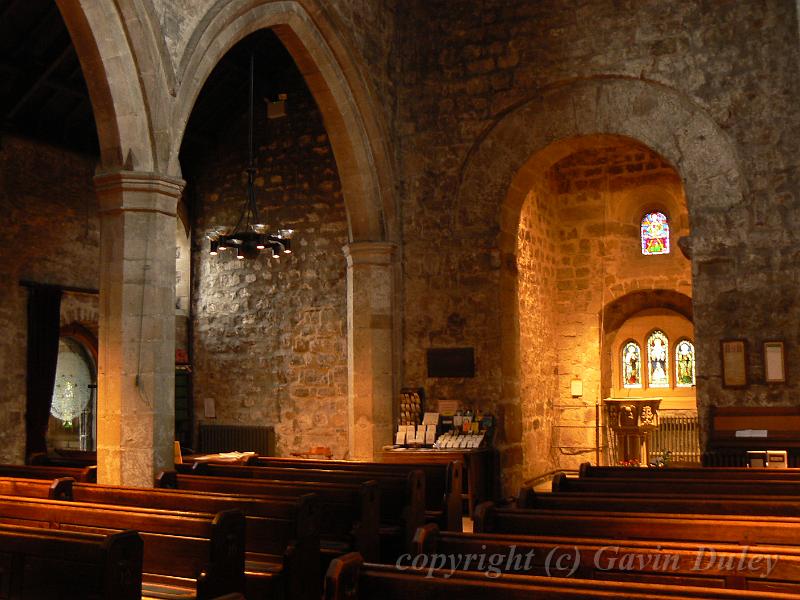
[[343, 242, 396, 459], [94, 170, 184, 487]]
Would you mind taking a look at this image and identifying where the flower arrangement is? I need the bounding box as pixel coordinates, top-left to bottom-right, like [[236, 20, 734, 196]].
[[618, 458, 640, 467]]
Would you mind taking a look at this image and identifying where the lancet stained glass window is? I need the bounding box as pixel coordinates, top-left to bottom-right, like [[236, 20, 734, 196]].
[[647, 330, 669, 387], [641, 211, 670, 255], [622, 341, 642, 388], [675, 339, 695, 387]]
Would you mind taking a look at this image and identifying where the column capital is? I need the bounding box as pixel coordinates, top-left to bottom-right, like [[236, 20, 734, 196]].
[[94, 170, 186, 216], [342, 241, 396, 267]]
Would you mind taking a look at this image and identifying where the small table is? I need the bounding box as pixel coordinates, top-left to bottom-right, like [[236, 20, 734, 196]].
[[381, 447, 494, 515]]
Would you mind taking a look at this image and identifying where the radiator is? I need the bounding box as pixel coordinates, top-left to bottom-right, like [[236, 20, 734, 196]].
[[197, 424, 275, 456], [647, 415, 701, 464]]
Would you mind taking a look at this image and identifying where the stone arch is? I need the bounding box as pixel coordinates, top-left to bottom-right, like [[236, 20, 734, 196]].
[[170, 0, 394, 242], [55, 0, 168, 172], [463, 77, 743, 486]]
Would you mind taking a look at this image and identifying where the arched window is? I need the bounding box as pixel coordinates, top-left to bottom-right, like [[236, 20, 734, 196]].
[[621, 341, 642, 388], [641, 211, 670, 255], [675, 339, 696, 387], [647, 330, 669, 387], [49, 336, 95, 451]]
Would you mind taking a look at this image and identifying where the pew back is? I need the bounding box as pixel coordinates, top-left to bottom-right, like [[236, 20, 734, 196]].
[[0, 524, 142, 600], [0, 493, 245, 598], [159, 470, 380, 561], [324, 553, 797, 600]]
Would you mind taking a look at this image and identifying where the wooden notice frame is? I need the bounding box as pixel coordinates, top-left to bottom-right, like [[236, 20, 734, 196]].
[[721, 339, 748, 388], [763, 340, 786, 384]]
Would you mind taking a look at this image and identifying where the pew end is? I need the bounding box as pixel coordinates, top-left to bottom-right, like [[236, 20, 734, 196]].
[[209, 509, 247, 596], [444, 461, 464, 531], [412, 523, 439, 554], [472, 501, 496, 533], [324, 552, 363, 600], [551, 471, 568, 492], [156, 469, 178, 489], [353, 480, 380, 562], [50, 476, 74, 500], [516, 485, 535, 508]]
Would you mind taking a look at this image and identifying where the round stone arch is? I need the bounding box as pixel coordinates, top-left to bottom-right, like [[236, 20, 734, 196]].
[[170, 0, 395, 242], [459, 77, 744, 484], [55, 0, 163, 172]]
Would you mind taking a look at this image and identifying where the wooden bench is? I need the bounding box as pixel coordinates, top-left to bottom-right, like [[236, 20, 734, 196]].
[[323, 552, 796, 599], [0, 476, 311, 598], [73, 480, 318, 600], [518, 486, 800, 518], [413, 523, 800, 593], [0, 523, 142, 599], [158, 470, 380, 565], [178, 462, 425, 559], [551, 472, 800, 496], [0, 493, 245, 599], [473, 501, 800, 547], [251, 456, 463, 531], [705, 406, 800, 466], [578, 462, 800, 479], [0, 462, 96, 482]]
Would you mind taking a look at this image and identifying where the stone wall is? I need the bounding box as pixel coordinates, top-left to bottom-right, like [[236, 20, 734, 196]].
[[190, 76, 350, 458], [396, 0, 800, 484], [516, 183, 559, 486], [0, 135, 99, 462]]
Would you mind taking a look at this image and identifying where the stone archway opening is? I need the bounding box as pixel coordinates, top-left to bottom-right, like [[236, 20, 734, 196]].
[[509, 134, 692, 487]]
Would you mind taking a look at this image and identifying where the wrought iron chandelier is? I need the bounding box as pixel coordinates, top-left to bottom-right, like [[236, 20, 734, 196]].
[[208, 51, 293, 260]]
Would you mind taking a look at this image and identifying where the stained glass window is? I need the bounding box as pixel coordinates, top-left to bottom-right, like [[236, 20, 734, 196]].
[[641, 212, 670, 255], [621, 341, 642, 388], [647, 330, 669, 387], [675, 339, 696, 387]]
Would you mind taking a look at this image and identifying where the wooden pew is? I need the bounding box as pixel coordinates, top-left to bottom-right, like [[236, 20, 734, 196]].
[[323, 552, 796, 600], [518, 486, 800, 518], [0, 462, 96, 482], [578, 462, 800, 480], [413, 523, 800, 593], [74, 480, 318, 600], [473, 501, 800, 547], [0, 523, 142, 599], [705, 406, 800, 467], [250, 456, 463, 531], [551, 472, 800, 496], [158, 470, 381, 564], [178, 462, 425, 558], [0, 475, 315, 599], [0, 493, 245, 599]]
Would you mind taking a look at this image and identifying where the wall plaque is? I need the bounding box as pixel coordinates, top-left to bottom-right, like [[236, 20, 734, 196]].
[[721, 339, 748, 388], [427, 347, 475, 378]]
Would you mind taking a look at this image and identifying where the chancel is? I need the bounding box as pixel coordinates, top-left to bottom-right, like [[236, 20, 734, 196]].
[[3, 0, 800, 598]]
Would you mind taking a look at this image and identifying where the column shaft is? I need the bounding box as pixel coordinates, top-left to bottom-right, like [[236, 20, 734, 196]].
[[343, 242, 395, 459], [94, 170, 184, 486]]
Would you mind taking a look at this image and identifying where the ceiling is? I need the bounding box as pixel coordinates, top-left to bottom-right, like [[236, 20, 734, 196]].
[[0, 0, 97, 155], [0, 2, 304, 162]]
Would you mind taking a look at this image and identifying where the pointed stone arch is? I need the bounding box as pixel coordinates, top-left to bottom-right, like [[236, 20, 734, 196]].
[[55, 0, 170, 172], [170, 0, 394, 242], [459, 77, 744, 488]]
